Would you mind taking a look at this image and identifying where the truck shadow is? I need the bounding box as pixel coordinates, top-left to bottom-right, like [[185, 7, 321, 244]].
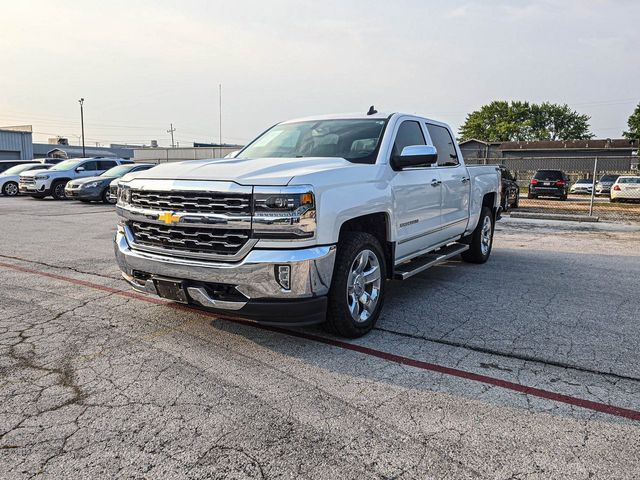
[[202, 248, 640, 423]]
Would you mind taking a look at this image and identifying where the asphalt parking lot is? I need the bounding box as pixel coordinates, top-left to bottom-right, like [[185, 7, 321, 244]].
[[1, 197, 640, 479]]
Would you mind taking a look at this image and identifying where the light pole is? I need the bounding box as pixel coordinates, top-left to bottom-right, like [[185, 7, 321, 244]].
[[78, 98, 86, 157]]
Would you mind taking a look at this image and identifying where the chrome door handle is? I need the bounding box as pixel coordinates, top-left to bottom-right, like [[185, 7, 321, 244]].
[[461, 177, 470, 183], [431, 179, 442, 187]]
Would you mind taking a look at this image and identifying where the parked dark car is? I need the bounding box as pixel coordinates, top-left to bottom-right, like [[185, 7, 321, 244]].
[[499, 166, 519, 210], [64, 163, 154, 204], [528, 169, 569, 200]]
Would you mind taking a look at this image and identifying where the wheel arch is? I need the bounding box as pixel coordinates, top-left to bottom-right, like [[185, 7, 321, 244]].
[[338, 212, 395, 279]]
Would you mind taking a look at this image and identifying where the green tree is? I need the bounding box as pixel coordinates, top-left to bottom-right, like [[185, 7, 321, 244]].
[[623, 103, 640, 139], [458, 101, 593, 142], [530, 102, 593, 141]]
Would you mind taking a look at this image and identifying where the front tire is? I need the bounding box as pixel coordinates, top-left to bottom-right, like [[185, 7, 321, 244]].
[[2, 181, 19, 196], [52, 180, 68, 200], [325, 232, 387, 338], [462, 206, 494, 264], [102, 187, 115, 204]]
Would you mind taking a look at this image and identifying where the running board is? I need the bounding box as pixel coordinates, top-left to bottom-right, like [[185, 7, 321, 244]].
[[393, 243, 469, 280]]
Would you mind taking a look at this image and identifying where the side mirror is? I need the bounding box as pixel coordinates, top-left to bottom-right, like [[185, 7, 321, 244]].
[[76, 166, 85, 172], [391, 145, 438, 170]]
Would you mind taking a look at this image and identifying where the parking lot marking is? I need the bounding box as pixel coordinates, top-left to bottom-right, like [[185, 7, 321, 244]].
[[1, 259, 639, 422]]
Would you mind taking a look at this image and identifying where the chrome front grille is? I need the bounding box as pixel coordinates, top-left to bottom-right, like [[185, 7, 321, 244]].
[[129, 190, 252, 215], [129, 221, 250, 256], [20, 177, 35, 185]]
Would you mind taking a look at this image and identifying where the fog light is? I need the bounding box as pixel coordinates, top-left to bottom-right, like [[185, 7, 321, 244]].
[[275, 265, 291, 290]]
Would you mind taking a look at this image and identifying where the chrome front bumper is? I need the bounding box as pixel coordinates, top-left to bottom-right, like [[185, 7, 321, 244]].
[[115, 226, 336, 310]]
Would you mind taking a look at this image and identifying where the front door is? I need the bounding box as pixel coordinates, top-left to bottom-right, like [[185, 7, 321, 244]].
[[390, 119, 444, 262]]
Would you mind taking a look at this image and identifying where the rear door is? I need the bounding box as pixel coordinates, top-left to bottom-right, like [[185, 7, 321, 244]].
[[389, 118, 443, 261], [97, 160, 118, 174], [425, 122, 469, 238]]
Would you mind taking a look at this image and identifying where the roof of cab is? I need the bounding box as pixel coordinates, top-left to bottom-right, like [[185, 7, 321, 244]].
[[279, 111, 450, 129]]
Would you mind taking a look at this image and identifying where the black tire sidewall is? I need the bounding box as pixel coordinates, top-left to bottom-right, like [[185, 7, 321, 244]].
[[462, 206, 494, 264], [326, 232, 387, 338]]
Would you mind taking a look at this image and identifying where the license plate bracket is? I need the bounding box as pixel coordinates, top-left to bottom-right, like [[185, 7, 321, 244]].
[[154, 278, 188, 303]]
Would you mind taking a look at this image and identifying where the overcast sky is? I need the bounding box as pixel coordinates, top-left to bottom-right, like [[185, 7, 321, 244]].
[[1, 0, 638, 147]]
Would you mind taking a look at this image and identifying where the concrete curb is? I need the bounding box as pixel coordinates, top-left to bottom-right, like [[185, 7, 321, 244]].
[[508, 212, 599, 222]]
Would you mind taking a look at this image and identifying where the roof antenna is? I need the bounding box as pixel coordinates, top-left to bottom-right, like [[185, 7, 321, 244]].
[[367, 105, 377, 116]]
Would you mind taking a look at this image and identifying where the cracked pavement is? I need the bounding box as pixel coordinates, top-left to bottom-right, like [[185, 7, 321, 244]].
[[1, 198, 639, 479]]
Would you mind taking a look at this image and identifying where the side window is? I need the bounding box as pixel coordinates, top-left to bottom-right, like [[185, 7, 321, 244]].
[[392, 120, 425, 158], [98, 160, 117, 170], [425, 124, 458, 166], [81, 161, 98, 170]]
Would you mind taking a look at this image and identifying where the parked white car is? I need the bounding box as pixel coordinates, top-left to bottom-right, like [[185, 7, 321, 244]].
[[114, 110, 501, 338], [0, 163, 53, 196], [19, 157, 133, 200], [610, 176, 640, 202], [569, 178, 595, 195]]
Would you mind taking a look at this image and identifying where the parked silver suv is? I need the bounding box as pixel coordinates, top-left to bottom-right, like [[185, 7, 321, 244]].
[[19, 157, 132, 200]]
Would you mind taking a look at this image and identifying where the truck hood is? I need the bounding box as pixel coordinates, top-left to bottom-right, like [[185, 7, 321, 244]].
[[130, 157, 360, 186]]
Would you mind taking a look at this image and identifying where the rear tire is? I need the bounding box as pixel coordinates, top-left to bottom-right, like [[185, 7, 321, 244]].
[[52, 180, 68, 200], [527, 193, 537, 199], [2, 181, 19, 196], [324, 232, 387, 338], [462, 207, 494, 264], [512, 191, 519, 208], [560, 194, 568, 201]]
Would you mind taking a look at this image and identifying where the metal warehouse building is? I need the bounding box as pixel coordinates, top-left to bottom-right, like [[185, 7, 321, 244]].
[[0, 127, 33, 160]]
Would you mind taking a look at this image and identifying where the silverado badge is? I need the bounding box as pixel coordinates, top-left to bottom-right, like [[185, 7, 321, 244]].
[[158, 212, 182, 225]]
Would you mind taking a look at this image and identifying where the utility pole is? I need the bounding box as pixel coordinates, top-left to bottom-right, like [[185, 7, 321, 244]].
[[167, 123, 176, 148], [78, 98, 86, 157], [219, 83, 222, 146]]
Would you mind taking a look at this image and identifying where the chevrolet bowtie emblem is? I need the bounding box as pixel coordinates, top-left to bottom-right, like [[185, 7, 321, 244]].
[[158, 212, 182, 225]]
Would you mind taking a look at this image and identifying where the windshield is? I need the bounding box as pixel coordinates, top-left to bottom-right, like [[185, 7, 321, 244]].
[[599, 175, 619, 182], [237, 119, 387, 164], [101, 165, 134, 177], [576, 179, 592, 184], [2, 163, 44, 175], [50, 159, 81, 171]]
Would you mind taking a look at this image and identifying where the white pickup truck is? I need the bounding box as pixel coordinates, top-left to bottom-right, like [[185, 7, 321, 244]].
[[114, 110, 500, 337]]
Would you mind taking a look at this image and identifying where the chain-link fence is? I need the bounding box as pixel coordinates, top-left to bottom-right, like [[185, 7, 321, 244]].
[[466, 156, 640, 222]]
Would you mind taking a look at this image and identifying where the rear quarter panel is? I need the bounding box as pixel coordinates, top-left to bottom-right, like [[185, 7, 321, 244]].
[[464, 165, 501, 235]]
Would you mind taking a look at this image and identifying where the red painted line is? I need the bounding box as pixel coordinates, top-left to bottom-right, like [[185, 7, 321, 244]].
[[1, 260, 639, 422]]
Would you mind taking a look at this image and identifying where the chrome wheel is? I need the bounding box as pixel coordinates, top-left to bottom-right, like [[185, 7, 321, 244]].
[[346, 249, 382, 323], [4, 182, 18, 196], [480, 215, 492, 255]]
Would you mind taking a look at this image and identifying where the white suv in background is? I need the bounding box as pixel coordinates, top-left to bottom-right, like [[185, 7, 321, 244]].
[[19, 157, 133, 200]]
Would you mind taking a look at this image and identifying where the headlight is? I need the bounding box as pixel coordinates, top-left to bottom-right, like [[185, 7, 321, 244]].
[[82, 181, 101, 189], [253, 186, 316, 239], [35, 175, 50, 180], [117, 184, 131, 204]]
